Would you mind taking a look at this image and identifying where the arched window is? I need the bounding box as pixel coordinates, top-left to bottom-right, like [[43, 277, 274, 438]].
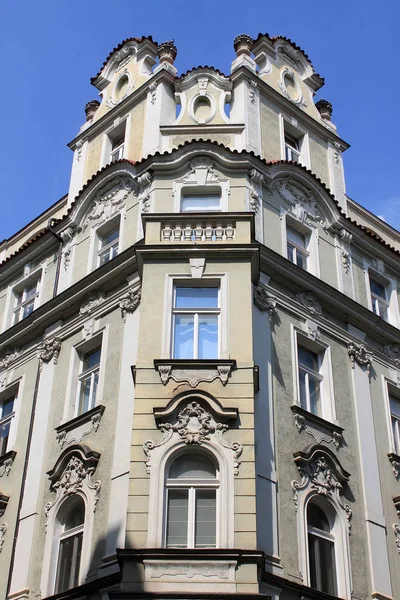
[[165, 452, 219, 548], [54, 496, 85, 594], [307, 500, 337, 596]]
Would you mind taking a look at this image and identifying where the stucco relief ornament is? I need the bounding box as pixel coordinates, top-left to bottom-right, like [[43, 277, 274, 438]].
[[37, 337, 61, 369], [143, 401, 242, 475], [136, 171, 153, 214], [268, 177, 324, 226], [0, 347, 20, 370], [82, 176, 138, 231], [149, 81, 158, 104], [295, 291, 322, 316], [0, 455, 15, 478], [249, 169, 264, 213], [347, 342, 373, 374], [394, 524, 400, 554], [291, 448, 352, 532], [381, 344, 400, 367], [60, 226, 77, 271], [119, 287, 141, 321], [0, 523, 7, 553], [156, 362, 234, 387], [248, 80, 257, 104], [80, 292, 106, 316], [253, 284, 277, 321], [75, 139, 84, 162]]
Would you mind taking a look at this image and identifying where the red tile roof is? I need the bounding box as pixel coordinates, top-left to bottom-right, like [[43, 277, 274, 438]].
[[91, 36, 158, 84]]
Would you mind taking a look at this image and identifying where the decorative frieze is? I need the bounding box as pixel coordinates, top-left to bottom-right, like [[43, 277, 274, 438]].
[[267, 177, 324, 226], [291, 405, 343, 450], [348, 342, 372, 373], [144, 560, 236, 581], [295, 291, 322, 316], [119, 286, 141, 321], [154, 359, 235, 388], [80, 292, 106, 316], [37, 337, 61, 368], [82, 176, 137, 231], [253, 284, 277, 321]]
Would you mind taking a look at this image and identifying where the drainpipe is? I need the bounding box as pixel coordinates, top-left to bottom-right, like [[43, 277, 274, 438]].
[[47, 219, 63, 297], [6, 363, 42, 598]]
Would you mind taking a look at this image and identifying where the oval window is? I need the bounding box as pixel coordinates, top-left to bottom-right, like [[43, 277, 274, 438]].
[[283, 73, 298, 101], [115, 74, 129, 101], [193, 96, 212, 123]]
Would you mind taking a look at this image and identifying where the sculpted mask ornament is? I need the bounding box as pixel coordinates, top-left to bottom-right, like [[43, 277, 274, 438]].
[[0, 347, 20, 371], [80, 292, 106, 316], [253, 284, 277, 321], [143, 400, 242, 475], [347, 342, 373, 373], [37, 337, 62, 369], [295, 291, 322, 316], [381, 344, 400, 367], [119, 287, 141, 321]]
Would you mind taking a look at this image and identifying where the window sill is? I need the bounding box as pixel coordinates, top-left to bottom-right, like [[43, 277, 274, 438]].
[[55, 405, 105, 449], [0, 449, 16, 477], [154, 359, 236, 388], [291, 405, 343, 450], [388, 452, 400, 479]]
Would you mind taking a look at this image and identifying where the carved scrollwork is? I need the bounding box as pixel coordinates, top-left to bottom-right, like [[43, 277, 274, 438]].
[[249, 169, 263, 213], [394, 524, 400, 554], [119, 287, 141, 321], [348, 342, 372, 373], [381, 344, 400, 367], [37, 337, 62, 369], [253, 284, 277, 321], [82, 176, 138, 231], [155, 361, 235, 388], [0, 453, 16, 478], [80, 292, 106, 316], [0, 523, 7, 553], [295, 291, 322, 316], [0, 347, 20, 371], [268, 177, 324, 226]]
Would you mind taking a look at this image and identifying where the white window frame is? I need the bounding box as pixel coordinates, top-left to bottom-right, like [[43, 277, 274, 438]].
[[100, 116, 130, 168], [96, 217, 121, 267], [54, 496, 85, 594], [364, 263, 399, 327], [0, 381, 20, 456], [86, 211, 124, 274], [279, 115, 310, 169], [180, 188, 222, 213], [292, 328, 336, 423], [9, 266, 43, 327], [62, 330, 107, 423], [171, 285, 220, 360], [76, 346, 101, 416], [173, 175, 229, 213], [161, 273, 229, 360], [286, 225, 309, 270], [382, 376, 400, 456], [164, 451, 220, 548], [281, 214, 320, 277]]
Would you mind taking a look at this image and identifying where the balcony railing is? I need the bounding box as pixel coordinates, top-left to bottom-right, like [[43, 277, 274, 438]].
[[161, 221, 235, 243]]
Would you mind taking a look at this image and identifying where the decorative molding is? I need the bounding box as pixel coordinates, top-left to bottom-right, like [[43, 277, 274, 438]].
[[249, 169, 263, 213], [149, 81, 158, 104], [178, 157, 227, 188], [0, 373, 7, 390], [291, 405, 343, 450], [37, 337, 61, 368], [189, 258, 205, 279], [348, 342, 372, 373], [82, 176, 138, 231], [105, 69, 135, 108], [267, 177, 324, 226], [388, 453, 400, 479], [291, 445, 352, 531], [381, 344, 400, 367], [119, 286, 141, 321], [253, 284, 277, 321], [75, 139, 84, 162], [393, 496, 400, 519], [0, 523, 6, 553], [0, 493, 9, 518], [60, 226, 77, 271], [339, 229, 352, 275], [0, 347, 20, 371], [248, 80, 257, 104], [144, 399, 242, 475], [80, 292, 106, 316], [137, 171, 153, 214], [55, 405, 105, 448], [394, 524, 400, 554], [144, 560, 236, 580], [295, 291, 322, 316], [45, 445, 101, 527], [278, 68, 307, 107], [154, 359, 236, 388], [0, 451, 16, 478]]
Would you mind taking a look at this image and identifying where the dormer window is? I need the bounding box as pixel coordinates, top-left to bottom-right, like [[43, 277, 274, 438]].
[[110, 133, 125, 163], [104, 120, 126, 166], [285, 133, 300, 163], [282, 119, 308, 167]]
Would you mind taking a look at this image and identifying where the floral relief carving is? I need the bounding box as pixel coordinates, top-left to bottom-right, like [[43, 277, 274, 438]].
[[292, 447, 352, 532], [340, 229, 352, 275], [248, 80, 257, 104], [0, 347, 20, 371], [119, 287, 141, 321], [381, 344, 400, 367], [178, 157, 226, 188], [348, 342, 372, 373], [82, 176, 138, 231], [146, 561, 234, 580], [253, 284, 277, 321], [268, 177, 324, 226], [45, 449, 101, 528], [0, 523, 7, 553], [56, 409, 104, 449], [37, 337, 62, 369], [149, 81, 158, 104], [60, 226, 77, 271], [137, 171, 153, 214], [143, 401, 242, 475], [80, 292, 106, 316], [156, 363, 234, 388], [249, 169, 263, 213], [295, 291, 322, 316], [394, 524, 400, 554]]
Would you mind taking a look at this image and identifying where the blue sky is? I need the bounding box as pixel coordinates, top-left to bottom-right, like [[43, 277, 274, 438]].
[[0, 0, 398, 240]]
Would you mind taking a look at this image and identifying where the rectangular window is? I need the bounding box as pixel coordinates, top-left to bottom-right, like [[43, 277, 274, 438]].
[[181, 193, 221, 212], [287, 226, 308, 270], [108, 121, 126, 164], [13, 277, 40, 324], [285, 133, 301, 163], [172, 287, 219, 359], [166, 488, 216, 548], [369, 277, 389, 320], [391, 395, 400, 455], [0, 397, 14, 456], [298, 345, 323, 416], [77, 347, 101, 415], [97, 221, 119, 266]]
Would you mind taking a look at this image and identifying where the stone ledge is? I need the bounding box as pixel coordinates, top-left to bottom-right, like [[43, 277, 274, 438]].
[[154, 359, 237, 388], [290, 405, 344, 450], [55, 405, 105, 448]]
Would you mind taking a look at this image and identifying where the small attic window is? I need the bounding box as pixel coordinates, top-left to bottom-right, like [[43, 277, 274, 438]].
[[282, 120, 308, 166], [192, 96, 212, 124], [108, 121, 126, 164], [114, 74, 129, 103]]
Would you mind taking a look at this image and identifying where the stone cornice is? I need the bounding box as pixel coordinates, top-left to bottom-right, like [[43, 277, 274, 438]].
[[230, 66, 350, 151], [160, 124, 245, 135]]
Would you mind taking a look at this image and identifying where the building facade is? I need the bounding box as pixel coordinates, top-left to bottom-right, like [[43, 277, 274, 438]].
[[0, 33, 399, 600]]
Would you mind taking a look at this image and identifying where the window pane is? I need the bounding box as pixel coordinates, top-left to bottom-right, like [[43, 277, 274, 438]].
[[198, 315, 218, 359], [1, 398, 14, 418], [308, 503, 330, 531], [299, 370, 307, 408], [25, 283, 38, 300], [72, 534, 83, 588], [285, 134, 299, 150], [298, 347, 319, 371], [64, 499, 85, 531], [296, 252, 306, 269], [175, 288, 218, 309], [166, 490, 188, 547], [181, 194, 220, 212], [78, 377, 91, 415], [370, 278, 386, 299], [169, 453, 216, 479], [287, 244, 294, 263], [195, 490, 216, 548], [101, 229, 119, 247], [55, 532, 83, 593], [287, 227, 306, 248], [0, 421, 10, 455], [308, 376, 321, 416], [23, 300, 35, 319], [173, 316, 194, 359], [83, 348, 101, 371], [319, 537, 337, 595], [390, 396, 400, 418]]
